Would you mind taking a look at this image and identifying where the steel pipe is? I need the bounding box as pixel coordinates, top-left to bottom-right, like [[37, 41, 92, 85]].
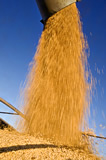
[[0, 97, 26, 120], [0, 112, 18, 115]]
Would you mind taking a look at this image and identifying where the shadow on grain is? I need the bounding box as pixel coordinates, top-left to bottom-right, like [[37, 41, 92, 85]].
[[0, 144, 58, 153]]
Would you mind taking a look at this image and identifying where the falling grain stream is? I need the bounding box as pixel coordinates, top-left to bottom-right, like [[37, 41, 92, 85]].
[[21, 3, 92, 149]]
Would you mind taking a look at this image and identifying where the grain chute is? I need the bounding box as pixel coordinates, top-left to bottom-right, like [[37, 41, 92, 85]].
[[36, 0, 80, 24]]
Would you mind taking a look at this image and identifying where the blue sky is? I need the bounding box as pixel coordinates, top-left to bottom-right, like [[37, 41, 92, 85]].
[[0, 0, 106, 156]]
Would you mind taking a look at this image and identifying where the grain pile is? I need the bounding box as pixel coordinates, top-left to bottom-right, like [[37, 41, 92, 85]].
[[20, 4, 91, 147], [0, 129, 100, 160]]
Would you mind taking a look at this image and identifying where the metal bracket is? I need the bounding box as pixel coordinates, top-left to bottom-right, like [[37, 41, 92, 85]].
[[0, 97, 26, 120]]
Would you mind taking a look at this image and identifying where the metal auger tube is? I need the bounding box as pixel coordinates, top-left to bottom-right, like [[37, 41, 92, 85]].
[[36, 0, 80, 23]]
